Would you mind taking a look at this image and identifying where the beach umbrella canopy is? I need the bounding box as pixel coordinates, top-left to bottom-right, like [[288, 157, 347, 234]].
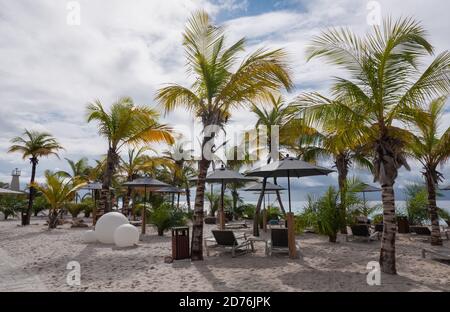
[[152, 186, 184, 193], [245, 155, 334, 258], [122, 177, 170, 234], [201, 165, 255, 230], [440, 185, 450, 191], [246, 156, 334, 213], [80, 182, 114, 190], [0, 187, 25, 195], [357, 183, 382, 193]]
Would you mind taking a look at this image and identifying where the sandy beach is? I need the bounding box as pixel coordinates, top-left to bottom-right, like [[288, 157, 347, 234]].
[[1, 218, 449, 292]]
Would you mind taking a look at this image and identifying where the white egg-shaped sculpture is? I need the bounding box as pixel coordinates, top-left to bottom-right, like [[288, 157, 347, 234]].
[[95, 212, 129, 244], [114, 224, 139, 247], [82, 230, 97, 243]]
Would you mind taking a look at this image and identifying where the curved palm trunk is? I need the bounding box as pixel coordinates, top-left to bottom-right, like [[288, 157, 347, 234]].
[[98, 148, 117, 220], [379, 184, 397, 274], [24, 158, 38, 226], [335, 154, 349, 234], [191, 157, 210, 261], [425, 171, 442, 246]]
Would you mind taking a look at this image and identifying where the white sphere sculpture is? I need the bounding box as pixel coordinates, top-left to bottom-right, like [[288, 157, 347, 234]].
[[114, 224, 139, 247], [82, 230, 97, 243], [95, 212, 129, 244]]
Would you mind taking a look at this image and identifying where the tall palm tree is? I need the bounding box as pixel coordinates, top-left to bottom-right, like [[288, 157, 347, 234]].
[[409, 96, 450, 246], [33, 171, 86, 229], [302, 17, 450, 274], [8, 130, 63, 225], [156, 10, 293, 260], [87, 97, 174, 218]]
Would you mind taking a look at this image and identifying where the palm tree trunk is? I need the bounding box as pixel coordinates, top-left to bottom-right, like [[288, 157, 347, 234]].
[[379, 184, 397, 274], [185, 187, 191, 213], [24, 158, 38, 226], [98, 148, 117, 218], [425, 171, 442, 246], [336, 155, 348, 234], [191, 156, 210, 261], [122, 187, 132, 217]]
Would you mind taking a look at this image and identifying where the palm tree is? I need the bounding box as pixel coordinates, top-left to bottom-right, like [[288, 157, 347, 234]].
[[56, 157, 91, 202], [408, 96, 450, 246], [119, 147, 148, 216], [156, 10, 293, 260], [294, 103, 373, 233], [162, 142, 197, 212], [86, 97, 173, 218], [32, 171, 86, 229], [8, 130, 63, 225], [302, 17, 450, 274]]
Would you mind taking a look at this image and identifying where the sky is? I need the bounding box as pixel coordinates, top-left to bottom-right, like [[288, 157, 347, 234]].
[[0, 0, 449, 201]]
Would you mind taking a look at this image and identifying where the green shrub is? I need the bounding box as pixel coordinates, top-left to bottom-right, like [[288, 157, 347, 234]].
[[33, 195, 50, 216], [239, 204, 256, 219], [65, 203, 84, 218], [404, 184, 429, 225], [149, 202, 186, 236], [266, 205, 282, 221], [0, 195, 26, 220]]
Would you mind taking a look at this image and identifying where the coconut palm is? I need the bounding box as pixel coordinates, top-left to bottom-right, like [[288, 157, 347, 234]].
[[162, 142, 197, 212], [56, 157, 92, 202], [32, 171, 86, 229], [87, 97, 173, 218], [408, 96, 450, 246], [8, 130, 63, 225], [119, 147, 148, 216], [301, 17, 450, 274], [291, 107, 373, 233], [156, 10, 292, 260]]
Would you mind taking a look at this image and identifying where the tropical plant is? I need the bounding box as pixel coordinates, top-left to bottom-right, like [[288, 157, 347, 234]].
[[149, 202, 187, 236], [57, 157, 92, 202], [403, 184, 429, 225], [86, 97, 173, 217], [156, 10, 292, 260], [408, 97, 450, 245], [315, 187, 341, 242], [32, 171, 86, 229], [0, 195, 26, 220], [205, 191, 232, 217], [32, 195, 50, 216], [65, 202, 84, 219], [8, 130, 63, 225], [300, 17, 450, 274]]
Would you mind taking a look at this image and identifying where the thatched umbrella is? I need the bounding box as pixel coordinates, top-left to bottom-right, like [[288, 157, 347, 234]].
[[246, 155, 334, 258], [356, 183, 381, 203], [123, 177, 170, 234], [0, 187, 25, 195], [153, 186, 185, 209]]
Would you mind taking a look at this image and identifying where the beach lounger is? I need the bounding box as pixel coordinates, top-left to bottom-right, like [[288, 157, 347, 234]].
[[205, 230, 253, 257], [266, 228, 300, 256], [225, 221, 248, 229], [347, 224, 380, 242], [422, 248, 450, 261], [410, 226, 431, 236]]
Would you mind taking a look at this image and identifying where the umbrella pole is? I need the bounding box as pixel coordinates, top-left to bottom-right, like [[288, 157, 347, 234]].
[[286, 171, 297, 259], [177, 193, 180, 209], [142, 185, 147, 235], [220, 180, 225, 230]]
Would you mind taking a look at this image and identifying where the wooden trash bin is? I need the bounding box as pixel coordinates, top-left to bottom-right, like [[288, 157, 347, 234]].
[[171, 226, 190, 260]]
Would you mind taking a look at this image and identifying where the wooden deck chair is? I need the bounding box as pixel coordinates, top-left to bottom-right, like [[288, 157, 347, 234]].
[[266, 228, 300, 256], [347, 224, 379, 242]]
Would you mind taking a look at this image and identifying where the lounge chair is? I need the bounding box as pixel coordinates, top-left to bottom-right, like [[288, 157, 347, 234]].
[[347, 224, 379, 242], [422, 248, 450, 261], [205, 230, 254, 257], [266, 228, 300, 256], [410, 226, 431, 236]]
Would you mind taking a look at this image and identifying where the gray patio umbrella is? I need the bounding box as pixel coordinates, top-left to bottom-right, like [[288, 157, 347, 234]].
[[152, 186, 185, 209], [243, 181, 285, 210], [356, 183, 381, 203], [246, 156, 334, 213], [0, 187, 25, 195], [123, 177, 170, 234], [245, 155, 334, 258], [203, 165, 255, 230]]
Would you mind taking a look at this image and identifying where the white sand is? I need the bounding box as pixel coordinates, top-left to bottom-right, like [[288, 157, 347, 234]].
[[0, 218, 449, 292]]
